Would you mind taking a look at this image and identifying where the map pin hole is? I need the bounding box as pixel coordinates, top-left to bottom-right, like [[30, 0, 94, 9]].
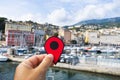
[[50, 41, 59, 50]]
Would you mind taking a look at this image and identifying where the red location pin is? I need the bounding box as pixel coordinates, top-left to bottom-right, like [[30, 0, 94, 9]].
[[44, 36, 64, 64]]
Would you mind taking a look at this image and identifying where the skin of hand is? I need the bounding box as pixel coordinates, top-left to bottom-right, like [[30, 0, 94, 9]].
[[14, 54, 54, 80]]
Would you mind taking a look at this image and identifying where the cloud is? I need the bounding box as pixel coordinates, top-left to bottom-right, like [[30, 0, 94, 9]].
[[16, 13, 44, 23], [47, 8, 72, 26], [73, 0, 120, 23], [44, 0, 120, 26], [75, 5, 106, 21], [59, 0, 76, 3], [59, 0, 98, 3], [84, 0, 98, 4], [0, 0, 120, 26]]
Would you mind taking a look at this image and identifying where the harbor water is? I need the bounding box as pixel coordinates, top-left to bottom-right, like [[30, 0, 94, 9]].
[[0, 62, 120, 80]]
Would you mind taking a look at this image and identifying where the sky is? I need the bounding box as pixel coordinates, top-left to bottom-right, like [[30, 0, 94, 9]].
[[0, 0, 120, 26]]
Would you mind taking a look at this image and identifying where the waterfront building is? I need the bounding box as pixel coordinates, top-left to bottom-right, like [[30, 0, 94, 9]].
[[87, 31, 100, 44], [88, 30, 120, 45], [64, 30, 71, 44], [34, 30, 45, 46], [59, 28, 84, 44], [44, 23, 59, 37], [5, 30, 34, 46], [5, 21, 32, 34], [59, 28, 71, 44], [58, 28, 64, 37], [84, 31, 89, 44]]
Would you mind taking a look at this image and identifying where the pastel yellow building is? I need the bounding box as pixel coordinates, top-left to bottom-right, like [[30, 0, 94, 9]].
[[84, 31, 89, 43]]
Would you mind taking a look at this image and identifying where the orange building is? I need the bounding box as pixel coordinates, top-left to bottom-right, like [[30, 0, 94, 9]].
[[64, 30, 71, 44]]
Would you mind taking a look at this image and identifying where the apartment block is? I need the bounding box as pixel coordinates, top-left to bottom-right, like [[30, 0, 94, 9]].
[[6, 30, 34, 46], [5, 21, 32, 33]]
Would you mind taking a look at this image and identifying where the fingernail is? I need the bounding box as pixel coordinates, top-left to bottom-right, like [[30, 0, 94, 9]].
[[48, 54, 54, 61]]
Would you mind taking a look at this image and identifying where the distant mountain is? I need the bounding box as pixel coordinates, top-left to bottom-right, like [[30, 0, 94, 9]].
[[74, 17, 120, 27]]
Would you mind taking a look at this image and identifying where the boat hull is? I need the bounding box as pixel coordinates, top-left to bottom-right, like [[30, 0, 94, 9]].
[[0, 56, 8, 62]]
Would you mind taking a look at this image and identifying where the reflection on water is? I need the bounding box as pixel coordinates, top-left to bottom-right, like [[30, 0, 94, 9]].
[[47, 67, 120, 80], [0, 62, 120, 80], [0, 62, 18, 80]]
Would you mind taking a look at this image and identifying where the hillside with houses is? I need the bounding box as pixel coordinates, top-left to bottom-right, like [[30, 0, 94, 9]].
[[0, 17, 120, 46]]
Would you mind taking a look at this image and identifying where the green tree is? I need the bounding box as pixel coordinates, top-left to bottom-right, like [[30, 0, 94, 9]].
[[0, 17, 7, 33], [70, 40, 77, 44], [53, 32, 59, 37]]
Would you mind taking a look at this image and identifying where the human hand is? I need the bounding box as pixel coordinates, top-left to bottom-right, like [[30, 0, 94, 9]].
[[14, 54, 54, 80]]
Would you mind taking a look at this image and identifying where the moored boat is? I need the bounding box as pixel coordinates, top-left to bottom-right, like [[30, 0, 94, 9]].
[[0, 55, 8, 61]]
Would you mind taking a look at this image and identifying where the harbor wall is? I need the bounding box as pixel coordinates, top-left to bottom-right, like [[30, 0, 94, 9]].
[[54, 57, 120, 76], [80, 57, 120, 68], [8, 56, 120, 76], [54, 63, 120, 76]]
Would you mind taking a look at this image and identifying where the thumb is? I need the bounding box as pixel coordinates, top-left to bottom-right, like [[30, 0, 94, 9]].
[[36, 54, 53, 73]]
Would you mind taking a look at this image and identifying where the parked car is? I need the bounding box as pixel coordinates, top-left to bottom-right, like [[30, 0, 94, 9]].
[[59, 54, 79, 65]]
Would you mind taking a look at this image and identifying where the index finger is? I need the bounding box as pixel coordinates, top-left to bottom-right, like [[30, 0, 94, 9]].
[[23, 54, 47, 68]]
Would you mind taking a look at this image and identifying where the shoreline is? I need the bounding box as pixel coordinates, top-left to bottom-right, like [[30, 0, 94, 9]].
[[8, 57, 120, 76]]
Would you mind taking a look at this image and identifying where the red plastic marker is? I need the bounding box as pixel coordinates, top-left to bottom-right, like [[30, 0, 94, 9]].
[[44, 36, 64, 64]]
